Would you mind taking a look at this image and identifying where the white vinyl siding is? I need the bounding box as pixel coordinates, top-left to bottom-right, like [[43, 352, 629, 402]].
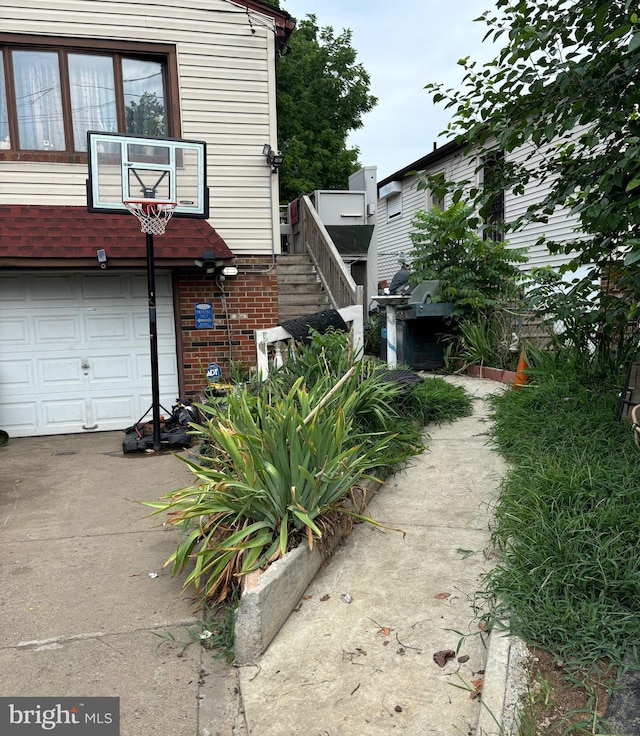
[[376, 141, 583, 288], [0, 0, 280, 256], [504, 142, 582, 272], [376, 151, 476, 285]]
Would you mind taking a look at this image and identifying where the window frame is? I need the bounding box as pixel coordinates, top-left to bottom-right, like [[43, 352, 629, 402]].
[[387, 191, 402, 221], [480, 150, 505, 242], [429, 189, 445, 211], [0, 33, 180, 163]]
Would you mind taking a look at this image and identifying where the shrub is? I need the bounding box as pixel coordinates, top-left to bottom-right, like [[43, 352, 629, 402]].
[[145, 330, 473, 605]]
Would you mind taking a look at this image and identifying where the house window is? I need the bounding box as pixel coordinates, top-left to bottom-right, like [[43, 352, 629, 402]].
[[430, 190, 445, 210], [387, 192, 402, 220], [481, 151, 505, 242], [0, 60, 9, 148], [0, 35, 178, 157]]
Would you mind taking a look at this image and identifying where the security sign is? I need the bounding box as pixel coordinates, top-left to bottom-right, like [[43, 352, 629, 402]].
[[207, 363, 222, 380]]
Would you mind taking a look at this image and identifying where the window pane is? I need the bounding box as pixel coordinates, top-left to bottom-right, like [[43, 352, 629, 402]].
[[13, 50, 65, 150], [0, 57, 9, 148], [123, 58, 166, 137], [388, 192, 402, 219], [68, 54, 117, 151]]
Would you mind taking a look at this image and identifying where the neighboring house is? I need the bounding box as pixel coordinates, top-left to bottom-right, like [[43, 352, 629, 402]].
[[0, 0, 294, 437], [375, 138, 585, 297]]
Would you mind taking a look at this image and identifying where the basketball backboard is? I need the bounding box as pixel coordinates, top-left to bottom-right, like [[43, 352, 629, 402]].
[[86, 131, 209, 218]]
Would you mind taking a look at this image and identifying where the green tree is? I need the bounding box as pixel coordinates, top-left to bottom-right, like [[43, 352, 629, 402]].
[[426, 1, 640, 299], [125, 91, 166, 137], [409, 201, 526, 319], [276, 13, 377, 203]]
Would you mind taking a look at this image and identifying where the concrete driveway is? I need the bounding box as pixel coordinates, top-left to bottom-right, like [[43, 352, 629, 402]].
[[0, 431, 243, 735]]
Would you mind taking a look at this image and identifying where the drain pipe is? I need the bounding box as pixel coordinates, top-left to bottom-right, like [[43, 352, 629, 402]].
[[216, 274, 234, 365]]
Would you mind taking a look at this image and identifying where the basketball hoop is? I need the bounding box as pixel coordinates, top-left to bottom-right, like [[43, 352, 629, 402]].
[[124, 199, 177, 235]]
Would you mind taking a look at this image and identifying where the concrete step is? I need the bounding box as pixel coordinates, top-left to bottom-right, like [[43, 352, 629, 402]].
[[278, 254, 314, 264], [277, 265, 318, 279], [279, 293, 330, 307], [278, 305, 331, 321], [277, 253, 329, 322], [278, 273, 318, 285], [279, 281, 325, 295]]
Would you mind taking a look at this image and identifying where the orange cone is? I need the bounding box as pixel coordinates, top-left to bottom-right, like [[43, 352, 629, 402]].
[[513, 351, 529, 389]]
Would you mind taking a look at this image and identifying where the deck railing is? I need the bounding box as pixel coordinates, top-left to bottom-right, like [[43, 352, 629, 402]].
[[255, 304, 364, 379], [299, 194, 363, 310]]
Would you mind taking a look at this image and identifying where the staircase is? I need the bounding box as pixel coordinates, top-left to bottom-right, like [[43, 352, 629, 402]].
[[277, 253, 330, 322]]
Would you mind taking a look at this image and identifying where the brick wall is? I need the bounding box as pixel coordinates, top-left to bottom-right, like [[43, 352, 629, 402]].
[[176, 257, 279, 396]]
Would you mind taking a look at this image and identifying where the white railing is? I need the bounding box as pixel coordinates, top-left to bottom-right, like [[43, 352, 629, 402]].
[[255, 304, 364, 378], [300, 195, 364, 309]]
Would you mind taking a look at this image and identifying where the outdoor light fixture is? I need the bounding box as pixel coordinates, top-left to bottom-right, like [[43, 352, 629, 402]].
[[262, 143, 284, 173], [194, 252, 238, 277]]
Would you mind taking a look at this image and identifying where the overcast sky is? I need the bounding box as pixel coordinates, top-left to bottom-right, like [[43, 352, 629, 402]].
[[281, 0, 498, 180]]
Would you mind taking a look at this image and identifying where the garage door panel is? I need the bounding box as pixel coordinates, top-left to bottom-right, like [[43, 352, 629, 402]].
[[0, 275, 28, 301], [0, 272, 179, 438], [79, 274, 128, 299], [1, 401, 38, 431], [31, 274, 76, 300], [135, 353, 178, 382], [90, 355, 133, 382], [1, 317, 31, 344], [85, 314, 129, 343], [131, 272, 172, 299], [34, 316, 81, 343], [1, 359, 35, 388], [135, 392, 180, 418], [133, 313, 175, 340], [38, 357, 83, 385], [42, 399, 88, 427], [92, 396, 136, 423]]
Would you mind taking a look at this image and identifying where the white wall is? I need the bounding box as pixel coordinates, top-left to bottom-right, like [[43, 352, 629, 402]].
[[375, 140, 583, 287], [0, 0, 281, 256], [376, 149, 477, 289]]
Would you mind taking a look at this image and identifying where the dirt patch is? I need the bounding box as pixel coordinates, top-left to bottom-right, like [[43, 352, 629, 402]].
[[519, 647, 613, 735]]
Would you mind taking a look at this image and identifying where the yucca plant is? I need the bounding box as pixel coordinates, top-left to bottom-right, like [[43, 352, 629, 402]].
[[143, 375, 399, 604]]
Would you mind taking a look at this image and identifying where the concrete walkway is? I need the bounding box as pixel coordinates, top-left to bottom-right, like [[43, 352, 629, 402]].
[[237, 375, 507, 735], [0, 375, 506, 735]]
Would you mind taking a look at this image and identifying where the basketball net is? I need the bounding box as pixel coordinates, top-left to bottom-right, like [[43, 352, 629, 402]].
[[124, 200, 177, 235]]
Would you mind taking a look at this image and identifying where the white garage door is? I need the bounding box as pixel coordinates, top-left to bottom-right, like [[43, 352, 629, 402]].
[[0, 271, 180, 437]]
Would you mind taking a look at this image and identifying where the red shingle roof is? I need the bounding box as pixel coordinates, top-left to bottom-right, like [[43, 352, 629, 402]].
[[0, 205, 233, 260]]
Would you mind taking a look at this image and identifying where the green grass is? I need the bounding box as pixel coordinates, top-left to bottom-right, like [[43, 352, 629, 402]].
[[485, 367, 640, 666], [408, 374, 474, 426]]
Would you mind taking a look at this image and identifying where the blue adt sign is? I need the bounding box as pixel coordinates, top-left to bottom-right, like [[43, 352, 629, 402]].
[[207, 363, 222, 380], [194, 302, 214, 329]]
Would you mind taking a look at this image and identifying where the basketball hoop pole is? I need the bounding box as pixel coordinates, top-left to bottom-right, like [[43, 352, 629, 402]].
[[123, 200, 176, 452], [145, 230, 162, 452]]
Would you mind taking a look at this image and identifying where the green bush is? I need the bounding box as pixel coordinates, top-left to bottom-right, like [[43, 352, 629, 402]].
[[145, 330, 473, 605], [144, 375, 401, 603], [409, 201, 526, 320]]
